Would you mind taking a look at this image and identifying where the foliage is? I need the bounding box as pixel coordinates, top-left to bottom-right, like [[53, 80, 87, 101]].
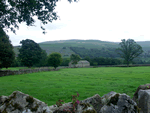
[[60, 58, 71, 66], [47, 52, 62, 69], [13, 40, 150, 63], [0, 28, 15, 69], [70, 54, 81, 67], [60, 56, 123, 66], [83, 57, 123, 66], [92, 62, 98, 66], [18, 39, 43, 68], [11, 57, 22, 67], [116, 39, 144, 67], [33, 50, 48, 67], [0, 0, 77, 34], [70, 47, 120, 58]]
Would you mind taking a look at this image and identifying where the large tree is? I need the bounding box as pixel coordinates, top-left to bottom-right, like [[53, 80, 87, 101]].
[[0, 27, 15, 69], [33, 49, 48, 67], [18, 39, 43, 68], [70, 54, 81, 67], [116, 39, 143, 67], [47, 52, 62, 69], [0, 0, 77, 34]]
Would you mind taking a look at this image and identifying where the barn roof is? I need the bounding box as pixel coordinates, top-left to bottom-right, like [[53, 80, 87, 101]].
[[78, 60, 90, 63], [69, 60, 90, 64]]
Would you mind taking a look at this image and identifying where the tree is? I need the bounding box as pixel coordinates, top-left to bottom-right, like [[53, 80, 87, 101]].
[[18, 39, 43, 68], [33, 50, 48, 67], [47, 53, 62, 69], [60, 58, 71, 66], [83, 56, 91, 62], [0, 27, 15, 69], [1, 0, 77, 34], [116, 39, 143, 67], [70, 54, 81, 68]]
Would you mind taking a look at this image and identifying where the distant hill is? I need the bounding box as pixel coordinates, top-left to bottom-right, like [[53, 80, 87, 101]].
[[13, 39, 150, 60]]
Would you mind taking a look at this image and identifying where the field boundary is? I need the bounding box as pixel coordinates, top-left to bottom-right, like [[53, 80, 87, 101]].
[[1, 64, 150, 77], [0, 67, 59, 77]]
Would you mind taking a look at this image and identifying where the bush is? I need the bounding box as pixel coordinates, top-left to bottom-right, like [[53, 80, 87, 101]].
[[47, 52, 63, 69], [93, 62, 98, 66]]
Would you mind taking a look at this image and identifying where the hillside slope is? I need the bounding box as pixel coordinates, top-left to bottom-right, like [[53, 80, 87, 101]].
[[13, 39, 150, 59]]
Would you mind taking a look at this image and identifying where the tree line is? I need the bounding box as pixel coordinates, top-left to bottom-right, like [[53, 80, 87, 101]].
[[0, 28, 145, 69], [69, 47, 120, 58], [0, 0, 147, 69]]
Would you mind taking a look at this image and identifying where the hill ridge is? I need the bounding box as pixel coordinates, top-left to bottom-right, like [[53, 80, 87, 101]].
[[13, 39, 150, 60]]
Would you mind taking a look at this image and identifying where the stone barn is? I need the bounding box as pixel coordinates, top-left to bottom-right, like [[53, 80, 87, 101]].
[[69, 60, 90, 68]]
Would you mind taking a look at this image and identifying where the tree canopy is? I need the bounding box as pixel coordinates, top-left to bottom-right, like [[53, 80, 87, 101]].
[[47, 52, 62, 69], [116, 39, 143, 67], [70, 54, 81, 67], [0, 27, 15, 69], [33, 49, 48, 67], [0, 0, 77, 34], [18, 39, 43, 68], [69, 47, 120, 58]]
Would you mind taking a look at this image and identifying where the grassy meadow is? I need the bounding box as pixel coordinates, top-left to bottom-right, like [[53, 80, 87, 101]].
[[1, 67, 54, 71], [0, 66, 150, 106]]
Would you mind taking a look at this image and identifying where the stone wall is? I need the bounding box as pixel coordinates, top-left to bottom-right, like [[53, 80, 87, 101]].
[[1, 64, 150, 77], [97, 64, 150, 67], [0, 67, 59, 77], [0, 89, 145, 113]]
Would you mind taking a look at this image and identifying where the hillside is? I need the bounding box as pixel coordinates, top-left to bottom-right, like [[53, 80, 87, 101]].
[[13, 39, 150, 60]]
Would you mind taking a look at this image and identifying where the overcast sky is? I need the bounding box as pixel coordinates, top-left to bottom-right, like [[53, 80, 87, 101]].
[[6, 0, 150, 46]]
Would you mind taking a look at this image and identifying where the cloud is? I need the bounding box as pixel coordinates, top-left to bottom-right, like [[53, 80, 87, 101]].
[[6, 0, 150, 46]]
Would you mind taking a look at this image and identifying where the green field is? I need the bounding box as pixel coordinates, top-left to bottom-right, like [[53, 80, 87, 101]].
[[1, 67, 37, 70], [1, 67, 54, 71], [0, 67, 150, 106]]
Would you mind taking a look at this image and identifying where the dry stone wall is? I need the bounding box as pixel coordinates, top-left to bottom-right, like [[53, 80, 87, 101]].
[[0, 82, 150, 112], [0, 91, 139, 113], [1, 64, 150, 77], [0, 67, 59, 77]]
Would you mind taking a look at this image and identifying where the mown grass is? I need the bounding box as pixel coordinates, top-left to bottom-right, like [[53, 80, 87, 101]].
[[0, 66, 150, 106]]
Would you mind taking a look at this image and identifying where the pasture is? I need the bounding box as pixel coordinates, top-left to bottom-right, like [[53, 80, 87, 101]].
[[1, 67, 54, 71], [1, 67, 37, 70], [0, 66, 150, 106]]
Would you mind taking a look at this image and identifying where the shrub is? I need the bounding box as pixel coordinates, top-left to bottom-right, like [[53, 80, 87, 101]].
[[47, 53, 62, 69]]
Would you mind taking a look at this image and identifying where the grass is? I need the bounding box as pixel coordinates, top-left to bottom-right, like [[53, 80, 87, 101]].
[[1, 67, 36, 70], [1, 67, 54, 71], [0, 66, 150, 106]]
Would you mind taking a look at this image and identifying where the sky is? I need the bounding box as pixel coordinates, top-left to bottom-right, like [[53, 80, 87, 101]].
[[6, 0, 150, 46]]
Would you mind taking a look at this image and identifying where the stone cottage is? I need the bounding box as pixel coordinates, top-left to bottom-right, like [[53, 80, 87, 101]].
[[69, 60, 90, 68]]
